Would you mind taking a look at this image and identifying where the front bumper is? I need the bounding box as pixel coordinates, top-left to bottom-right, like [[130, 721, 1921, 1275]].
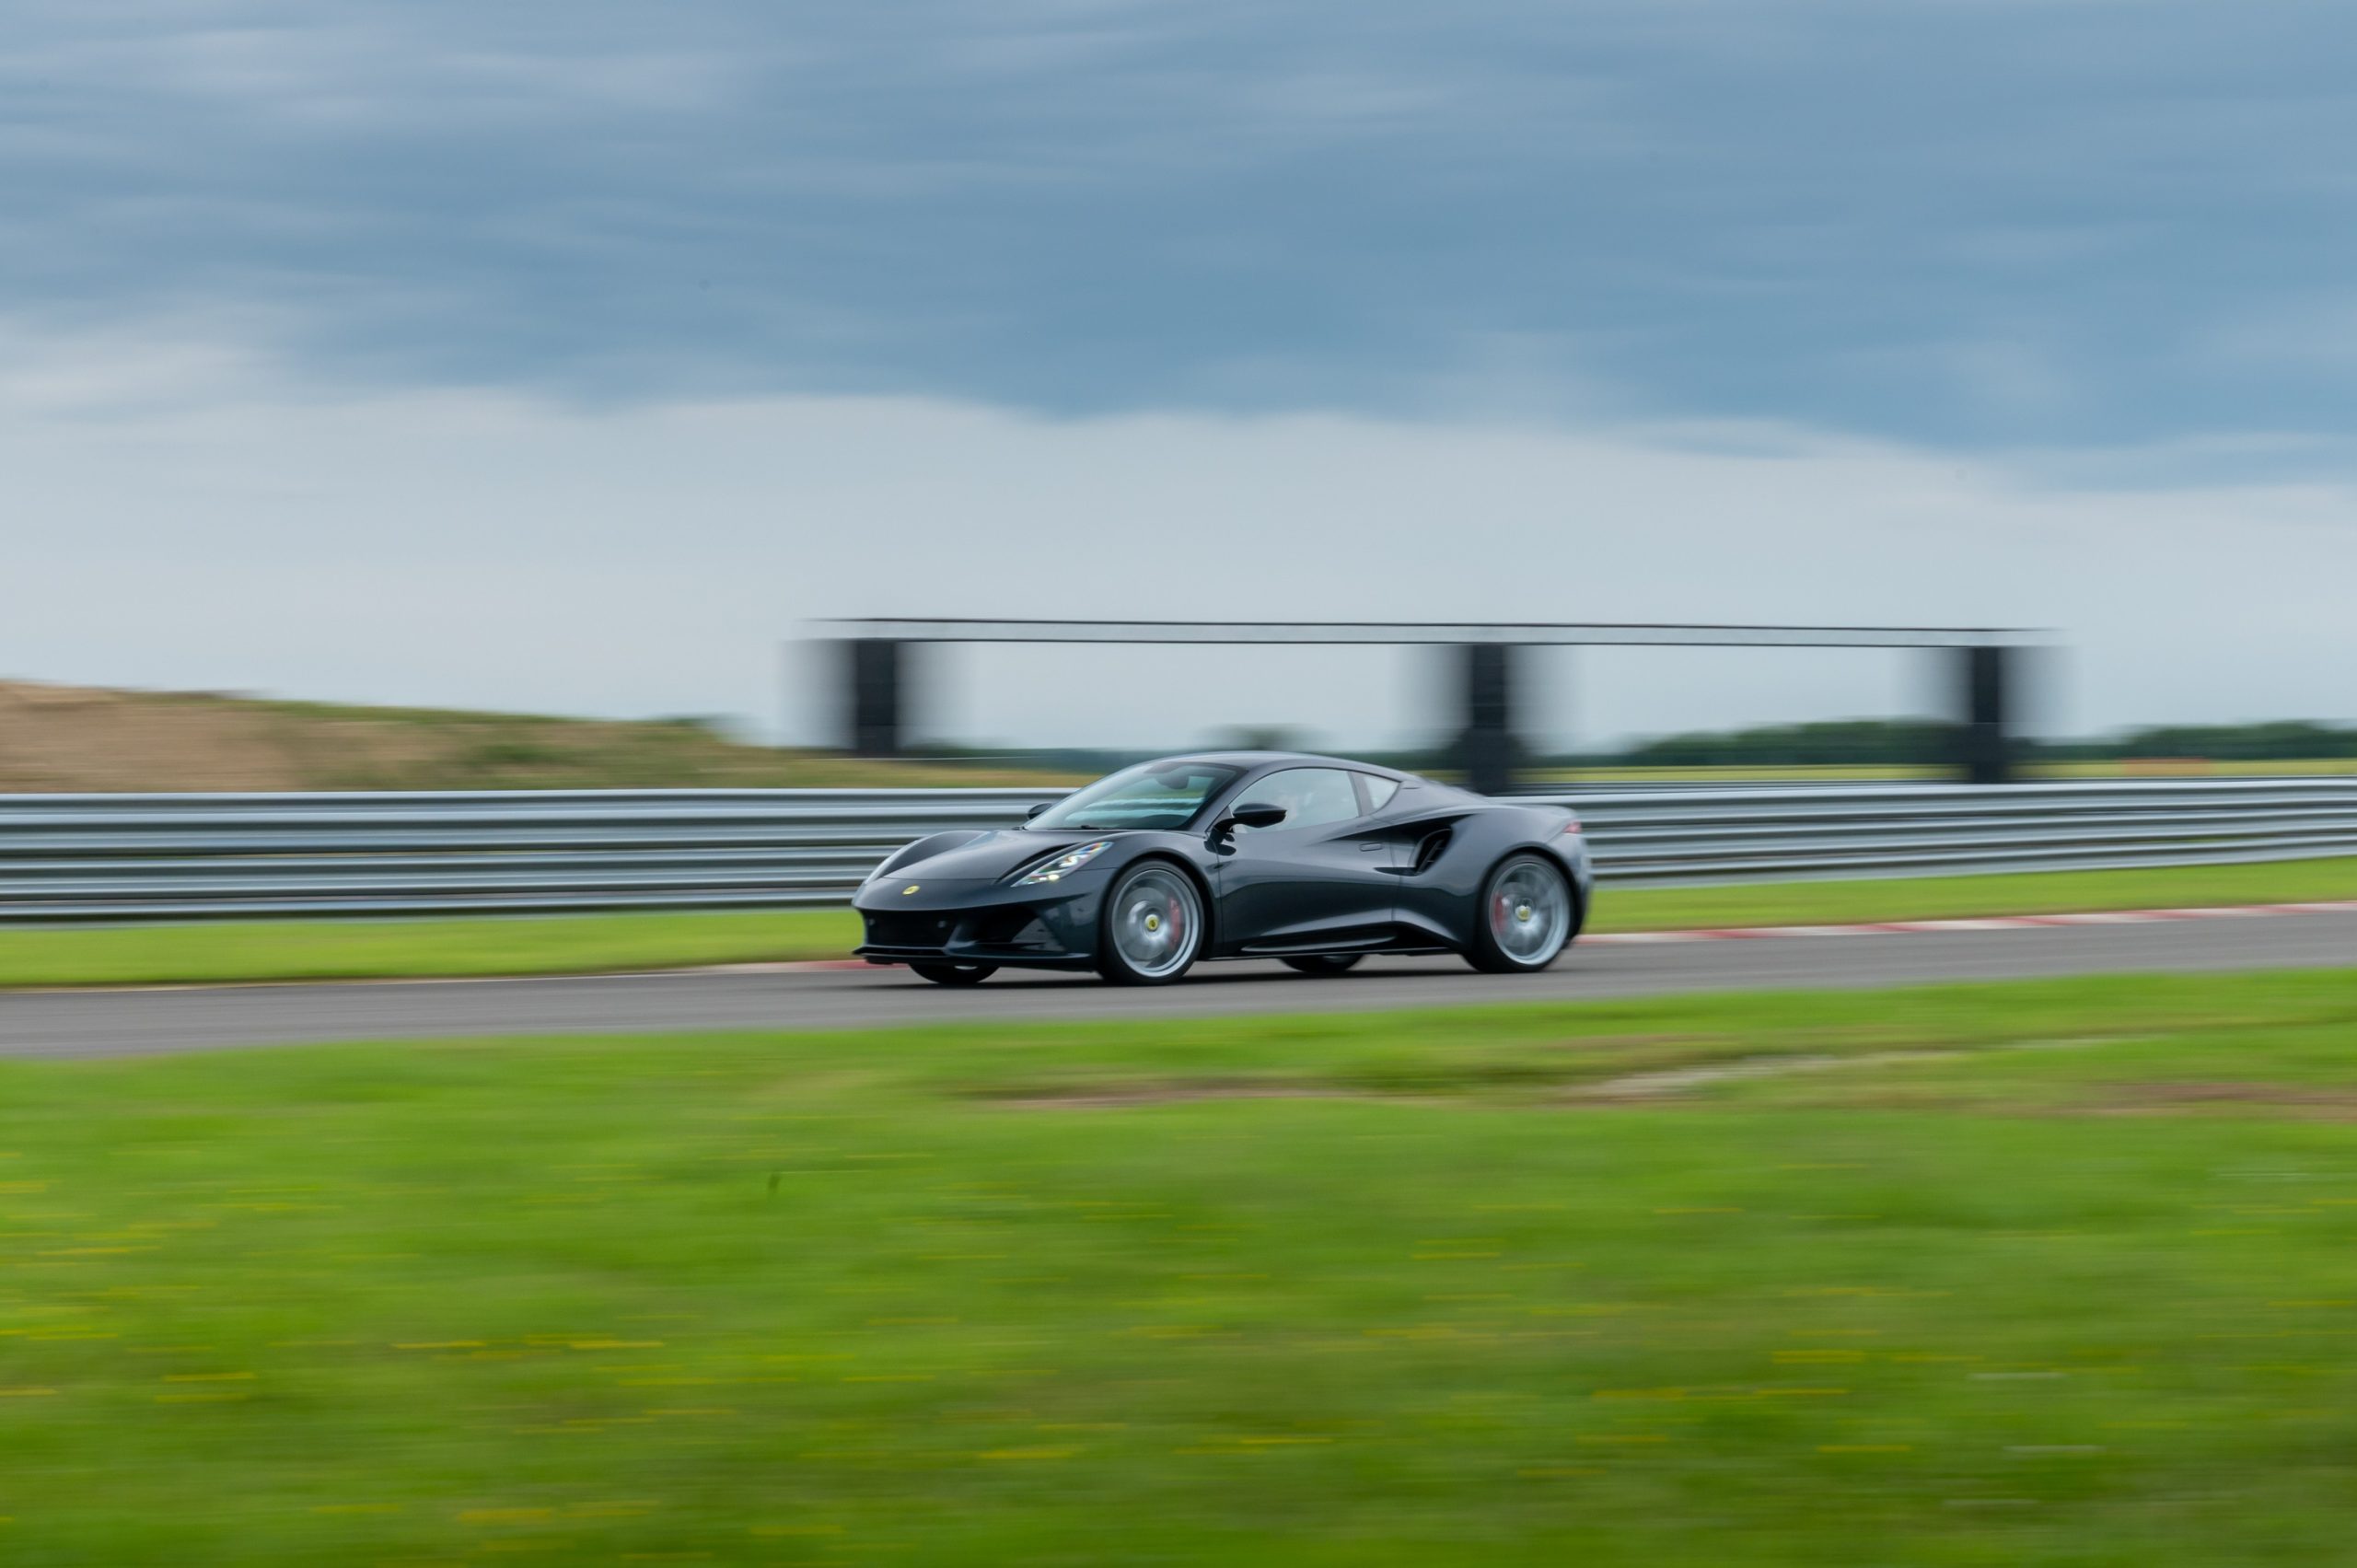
[[851, 877, 1102, 970]]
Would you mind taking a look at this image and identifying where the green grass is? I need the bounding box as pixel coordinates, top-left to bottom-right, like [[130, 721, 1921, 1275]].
[[1583, 854, 2357, 932], [5, 855, 2354, 991], [0, 909, 865, 990], [7, 971, 2357, 1562]]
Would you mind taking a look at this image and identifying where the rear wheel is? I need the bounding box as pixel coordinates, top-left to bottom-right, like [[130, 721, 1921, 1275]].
[[1097, 861, 1204, 986], [911, 960, 996, 986], [1281, 954, 1364, 977], [1466, 854, 1573, 974]]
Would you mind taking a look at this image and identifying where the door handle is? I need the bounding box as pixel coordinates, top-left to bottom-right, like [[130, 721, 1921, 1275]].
[[1358, 842, 1384, 852]]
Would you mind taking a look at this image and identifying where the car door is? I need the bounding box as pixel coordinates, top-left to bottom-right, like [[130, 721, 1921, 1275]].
[[1212, 767, 1399, 952]]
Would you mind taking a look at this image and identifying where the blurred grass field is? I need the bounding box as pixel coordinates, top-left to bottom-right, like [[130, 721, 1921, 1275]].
[[12, 676, 2356, 794], [6, 970, 2357, 1562], [1562, 758, 2357, 783], [12, 676, 2356, 795], [4, 855, 2353, 989]]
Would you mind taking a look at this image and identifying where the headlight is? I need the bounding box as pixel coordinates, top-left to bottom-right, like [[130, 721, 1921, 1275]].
[[1015, 840, 1109, 885]]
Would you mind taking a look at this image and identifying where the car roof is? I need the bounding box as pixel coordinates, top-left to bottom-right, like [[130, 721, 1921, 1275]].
[[1147, 750, 1413, 781]]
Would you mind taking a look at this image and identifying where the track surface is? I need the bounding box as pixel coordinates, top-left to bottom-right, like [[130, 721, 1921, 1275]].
[[4, 911, 2353, 1060]]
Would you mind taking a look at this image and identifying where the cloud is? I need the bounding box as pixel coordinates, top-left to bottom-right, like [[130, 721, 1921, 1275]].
[[6, 319, 2352, 749], [6, 1, 2357, 453], [6, 8, 2351, 749]]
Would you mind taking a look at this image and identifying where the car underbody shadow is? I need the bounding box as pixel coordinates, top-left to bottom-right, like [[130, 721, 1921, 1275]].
[[880, 956, 1495, 991]]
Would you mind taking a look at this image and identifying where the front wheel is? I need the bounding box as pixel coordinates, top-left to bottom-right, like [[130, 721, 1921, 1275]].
[[911, 960, 996, 986], [1097, 862, 1204, 986], [1466, 854, 1574, 974], [1281, 954, 1364, 977]]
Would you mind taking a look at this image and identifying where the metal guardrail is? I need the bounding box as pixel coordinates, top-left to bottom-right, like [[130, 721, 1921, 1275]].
[[0, 780, 2351, 922]]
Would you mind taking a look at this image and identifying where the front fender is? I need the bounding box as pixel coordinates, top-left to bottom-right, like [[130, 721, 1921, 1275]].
[[865, 830, 990, 885], [1084, 840, 1221, 953]]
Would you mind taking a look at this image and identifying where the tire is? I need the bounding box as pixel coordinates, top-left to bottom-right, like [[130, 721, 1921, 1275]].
[[911, 960, 996, 986], [1097, 860, 1205, 986], [1281, 954, 1364, 977], [1466, 854, 1574, 974]]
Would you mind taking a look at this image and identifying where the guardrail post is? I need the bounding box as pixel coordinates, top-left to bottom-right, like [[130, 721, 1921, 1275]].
[[1457, 643, 1517, 796], [839, 638, 906, 757], [1956, 644, 2014, 784]]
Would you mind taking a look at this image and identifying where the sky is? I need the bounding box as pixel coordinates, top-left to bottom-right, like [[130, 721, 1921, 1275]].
[[6, 0, 2356, 749]]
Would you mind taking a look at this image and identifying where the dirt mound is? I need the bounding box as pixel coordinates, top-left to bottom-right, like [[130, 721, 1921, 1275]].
[[0, 679, 1063, 793]]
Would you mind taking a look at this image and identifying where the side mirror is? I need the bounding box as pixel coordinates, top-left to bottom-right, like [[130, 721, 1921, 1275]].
[[1227, 802, 1288, 830], [1025, 802, 1051, 820]]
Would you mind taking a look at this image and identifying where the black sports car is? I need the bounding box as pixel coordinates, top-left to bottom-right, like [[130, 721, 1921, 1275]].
[[853, 752, 1594, 985]]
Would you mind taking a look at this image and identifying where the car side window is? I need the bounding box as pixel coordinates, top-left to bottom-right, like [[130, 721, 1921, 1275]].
[[1239, 767, 1363, 831], [1356, 774, 1400, 812]]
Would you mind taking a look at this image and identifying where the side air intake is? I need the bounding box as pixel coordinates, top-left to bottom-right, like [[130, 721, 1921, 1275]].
[[1410, 828, 1452, 875]]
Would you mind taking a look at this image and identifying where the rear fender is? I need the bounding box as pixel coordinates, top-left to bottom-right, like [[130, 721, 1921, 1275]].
[[1392, 809, 1581, 948]]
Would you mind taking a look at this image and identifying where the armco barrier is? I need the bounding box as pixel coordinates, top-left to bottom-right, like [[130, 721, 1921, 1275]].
[[0, 780, 2352, 922]]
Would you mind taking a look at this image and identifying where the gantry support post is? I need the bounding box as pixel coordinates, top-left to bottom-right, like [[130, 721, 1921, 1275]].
[[839, 638, 907, 758], [1956, 644, 2015, 784], [1458, 643, 1519, 796]]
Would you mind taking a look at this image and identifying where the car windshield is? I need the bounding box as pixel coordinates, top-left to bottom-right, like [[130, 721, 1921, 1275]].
[[1027, 761, 1243, 832]]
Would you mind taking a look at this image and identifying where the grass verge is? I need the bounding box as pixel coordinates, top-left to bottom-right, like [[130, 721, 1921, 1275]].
[[6, 971, 2357, 1562], [0, 909, 865, 990], [4, 855, 2354, 990], [1562, 759, 2357, 782]]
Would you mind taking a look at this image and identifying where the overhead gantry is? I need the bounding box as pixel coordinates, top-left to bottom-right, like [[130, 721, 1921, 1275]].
[[808, 619, 2043, 791]]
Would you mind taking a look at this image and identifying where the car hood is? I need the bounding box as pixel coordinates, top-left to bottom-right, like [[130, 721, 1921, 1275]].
[[893, 828, 1116, 882]]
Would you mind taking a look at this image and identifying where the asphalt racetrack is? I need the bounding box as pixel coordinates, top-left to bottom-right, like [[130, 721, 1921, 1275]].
[[2, 909, 2353, 1060]]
